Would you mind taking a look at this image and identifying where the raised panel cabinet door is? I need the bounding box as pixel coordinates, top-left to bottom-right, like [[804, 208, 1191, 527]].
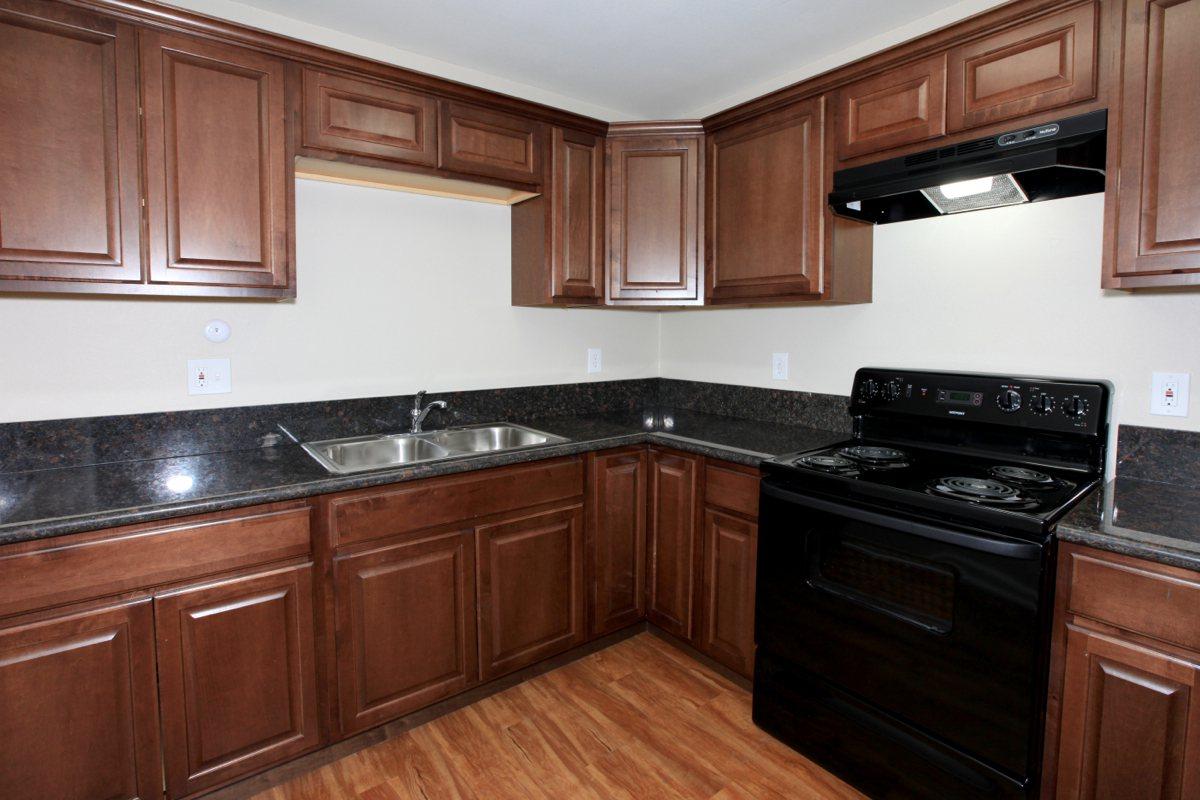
[[587, 448, 647, 637], [646, 449, 700, 640], [608, 134, 703, 303], [699, 510, 757, 678], [140, 30, 291, 290], [0, 599, 161, 800], [302, 68, 437, 166], [836, 53, 947, 161], [334, 529, 477, 735], [439, 100, 544, 183], [551, 127, 605, 301], [946, 2, 1098, 132], [1107, 0, 1200, 287], [0, 1, 141, 285], [707, 98, 824, 303], [1055, 624, 1200, 799], [477, 504, 585, 680], [155, 563, 320, 799]]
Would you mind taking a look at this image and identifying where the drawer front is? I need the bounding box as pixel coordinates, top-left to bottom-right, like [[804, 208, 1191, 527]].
[[836, 54, 947, 161], [330, 457, 585, 547], [0, 503, 311, 619], [704, 462, 760, 518], [302, 68, 438, 165], [1068, 549, 1200, 652], [439, 101, 544, 183]]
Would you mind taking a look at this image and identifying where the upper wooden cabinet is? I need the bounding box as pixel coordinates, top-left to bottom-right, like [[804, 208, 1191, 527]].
[[1105, 0, 1200, 289], [835, 54, 947, 161], [946, 2, 1098, 132], [607, 125, 704, 304], [439, 100, 545, 184], [140, 30, 292, 293], [0, 1, 142, 287], [301, 68, 438, 167]]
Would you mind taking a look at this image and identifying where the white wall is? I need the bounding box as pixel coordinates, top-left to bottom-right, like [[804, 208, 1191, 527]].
[[0, 180, 659, 423], [660, 194, 1200, 435]]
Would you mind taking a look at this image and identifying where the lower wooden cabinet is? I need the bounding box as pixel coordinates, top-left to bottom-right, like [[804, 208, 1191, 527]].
[[646, 448, 701, 640], [0, 598, 162, 800], [587, 448, 647, 636], [476, 504, 586, 680], [334, 529, 477, 735], [699, 509, 758, 677], [155, 563, 320, 799]]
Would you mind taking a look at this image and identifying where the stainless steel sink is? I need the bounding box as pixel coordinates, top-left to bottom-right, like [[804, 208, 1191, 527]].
[[302, 423, 569, 474]]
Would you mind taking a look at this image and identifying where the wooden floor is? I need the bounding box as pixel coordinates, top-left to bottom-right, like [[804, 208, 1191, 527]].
[[251, 633, 865, 800]]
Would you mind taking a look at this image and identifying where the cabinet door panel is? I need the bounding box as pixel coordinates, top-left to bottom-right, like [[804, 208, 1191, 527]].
[[707, 98, 824, 302], [335, 530, 477, 734], [477, 505, 585, 680], [552, 127, 605, 300], [0, 599, 161, 800], [700, 510, 757, 678], [836, 54, 947, 160], [156, 564, 319, 798], [302, 68, 437, 166], [646, 449, 700, 640], [947, 2, 1097, 131], [588, 448, 646, 637], [141, 30, 290, 290], [1055, 624, 1200, 800], [439, 101, 543, 183], [0, 2, 141, 283]]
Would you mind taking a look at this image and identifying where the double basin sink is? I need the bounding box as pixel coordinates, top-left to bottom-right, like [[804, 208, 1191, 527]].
[[302, 423, 570, 474]]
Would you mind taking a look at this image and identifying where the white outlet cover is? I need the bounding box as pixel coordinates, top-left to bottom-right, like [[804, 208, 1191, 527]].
[[772, 352, 789, 381], [1151, 372, 1189, 417], [188, 358, 231, 395], [587, 348, 602, 374]]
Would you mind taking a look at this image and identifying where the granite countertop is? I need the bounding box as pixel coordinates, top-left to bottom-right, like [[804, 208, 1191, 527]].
[[1057, 477, 1200, 571], [0, 409, 846, 547]]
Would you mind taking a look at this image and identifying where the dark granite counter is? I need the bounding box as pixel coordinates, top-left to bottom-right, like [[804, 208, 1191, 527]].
[[0, 409, 844, 547], [1057, 477, 1200, 571]]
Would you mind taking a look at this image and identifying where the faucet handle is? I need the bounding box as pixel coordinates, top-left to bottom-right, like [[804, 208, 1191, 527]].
[[413, 390, 426, 410]]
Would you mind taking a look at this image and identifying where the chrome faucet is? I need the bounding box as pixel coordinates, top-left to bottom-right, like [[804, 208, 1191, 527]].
[[409, 390, 447, 433]]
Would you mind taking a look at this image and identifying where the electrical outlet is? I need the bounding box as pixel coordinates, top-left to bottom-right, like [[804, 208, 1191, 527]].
[[1151, 372, 1189, 417], [188, 358, 231, 395], [587, 348, 602, 374], [772, 352, 789, 381]]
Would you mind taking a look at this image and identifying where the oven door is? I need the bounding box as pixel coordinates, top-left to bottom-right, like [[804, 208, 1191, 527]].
[[755, 479, 1051, 793]]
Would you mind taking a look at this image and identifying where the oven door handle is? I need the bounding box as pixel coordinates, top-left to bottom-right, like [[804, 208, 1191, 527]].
[[761, 482, 1044, 560]]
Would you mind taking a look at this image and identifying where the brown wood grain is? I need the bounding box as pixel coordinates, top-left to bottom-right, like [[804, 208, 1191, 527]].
[[646, 448, 702, 640], [835, 53, 947, 161], [586, 448, 647, 637], [439, 100, 544, 184], [698, 509, 757, 679], [702, 462, 760, 519]]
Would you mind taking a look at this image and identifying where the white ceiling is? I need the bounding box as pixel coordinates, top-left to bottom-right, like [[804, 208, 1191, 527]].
[[189, 0, 1007, 119]]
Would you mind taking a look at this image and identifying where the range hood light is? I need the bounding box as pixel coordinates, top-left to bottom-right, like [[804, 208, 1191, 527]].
[[938, 177, 997, 199], [920, 173, 1028, 215]]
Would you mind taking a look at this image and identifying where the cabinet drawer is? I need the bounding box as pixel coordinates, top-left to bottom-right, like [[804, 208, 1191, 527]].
[[439, 101, 544, 183], [836, 54, 947, 161], [0, 503, 311, 619], [329, 457, 584, 547], [1068, 549, 1200, 652], [704, 463, 760, 518], [302, 68, 437, 166]]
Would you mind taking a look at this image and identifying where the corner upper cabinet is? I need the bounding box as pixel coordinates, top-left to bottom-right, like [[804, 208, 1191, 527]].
[[1105, 0, 1200, 289], [607, 124, 704, 304], [140, 30, 293, 296], [0, 1, 142, 289], [835, 54, 947, 161], [439, 100, 544, 184]]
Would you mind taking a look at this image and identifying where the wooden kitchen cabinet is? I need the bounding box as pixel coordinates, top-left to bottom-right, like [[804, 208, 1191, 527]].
[[1104, 0, 1200, 289], [587, 448, 647, 637], [0, 598, 162, 800], [607, 124, 704, 304], [439, 100, 544, 184], [834, 53, 947, 161], [155, 563, 320, 799], [333, 529, 477, 735], [646, 448, 702, 640]]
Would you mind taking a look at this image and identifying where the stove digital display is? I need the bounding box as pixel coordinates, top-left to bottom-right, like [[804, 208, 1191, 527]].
[[937, 389, 983, 406]]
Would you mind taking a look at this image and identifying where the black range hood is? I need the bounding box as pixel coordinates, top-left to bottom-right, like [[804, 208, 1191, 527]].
[[829, 109, 1107, 224]]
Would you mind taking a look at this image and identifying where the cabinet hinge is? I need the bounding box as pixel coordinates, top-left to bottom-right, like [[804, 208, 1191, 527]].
[[140, 198, 146, 208]]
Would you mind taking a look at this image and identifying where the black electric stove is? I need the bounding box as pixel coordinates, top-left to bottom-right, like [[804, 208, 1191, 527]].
[[753, 369, 1110, 800]]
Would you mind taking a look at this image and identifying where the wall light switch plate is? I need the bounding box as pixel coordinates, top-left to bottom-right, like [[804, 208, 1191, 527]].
[[188, 358, 231, 395], [1151, 372, 1189, 417], [772, 352, 789, 381], [587, 348, 602, 374]]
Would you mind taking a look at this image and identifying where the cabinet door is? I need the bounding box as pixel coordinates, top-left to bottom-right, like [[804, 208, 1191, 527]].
[[0, 599, 161, 800], [0, 1, 141, 285], [551, 127, 605, 301], [587, 448, 646, 637], [646, 449, 700, 640], [140, 30, 291, 291], [707, 98, 824, 303], [1056, 624, 1200, 799], [946, 2, 1097, 132], [835, 54, 947, 161], [477, 505, 585, 680], [1107, 0, 1200, 287], [607, 134, 703, 303], [302, 68, 437, 166], [439, 100, 543, 183], [155, 564, 319, 799], [334, 530, 477, 735], [700, 510, 757, 678]]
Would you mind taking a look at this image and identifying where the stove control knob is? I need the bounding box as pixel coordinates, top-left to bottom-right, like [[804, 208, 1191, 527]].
[[1062, 396, 1090, 418], [882, 380, 902, 401], [996, 389, 1022, 413], [859, 379, 880, 400], [1031, 393, 1056, 415]]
